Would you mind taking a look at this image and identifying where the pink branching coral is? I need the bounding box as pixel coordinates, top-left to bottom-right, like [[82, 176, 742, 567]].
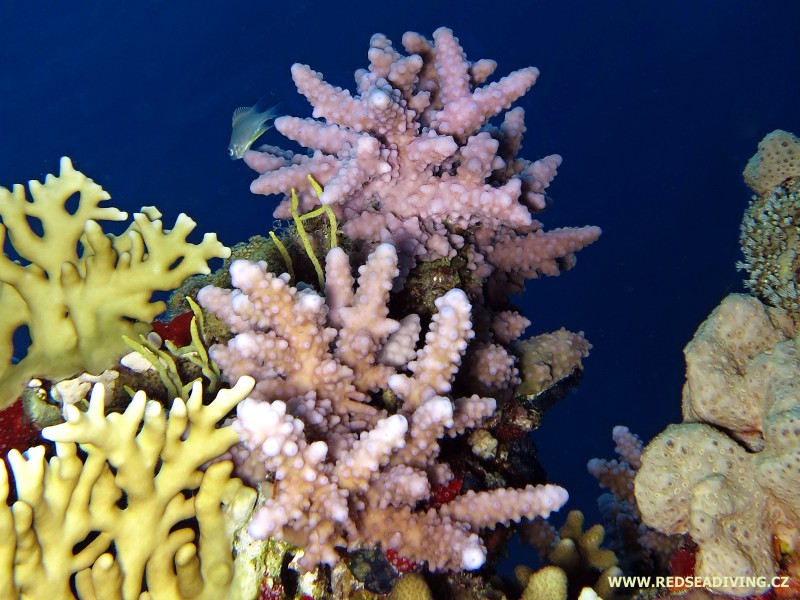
[[194, 27, 608, 582], [198, 244, 569, 572], [588, 427, 680, 576], [244, 27, 600, 284]]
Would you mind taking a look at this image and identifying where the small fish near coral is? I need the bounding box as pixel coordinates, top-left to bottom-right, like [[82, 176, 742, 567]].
[[228, 100, 280, 159], [0, 25, 615, 600]]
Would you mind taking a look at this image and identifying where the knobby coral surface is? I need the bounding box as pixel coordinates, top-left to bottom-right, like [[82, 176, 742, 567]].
[[199, 244, 569, 573], [243, 27, 600, 287], [743, 129, 800, 196], [635, 294, 800, 596]]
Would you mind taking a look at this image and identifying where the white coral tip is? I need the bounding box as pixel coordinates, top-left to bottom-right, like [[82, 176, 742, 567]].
[[460, 544, 486, 570]]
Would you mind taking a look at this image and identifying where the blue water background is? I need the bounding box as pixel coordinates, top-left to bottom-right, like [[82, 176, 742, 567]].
[[1, 0, 799, 565]]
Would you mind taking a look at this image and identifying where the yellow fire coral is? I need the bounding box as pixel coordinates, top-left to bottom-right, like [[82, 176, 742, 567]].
[[0, 157, 230, 408], [0, 376, 258, 600]]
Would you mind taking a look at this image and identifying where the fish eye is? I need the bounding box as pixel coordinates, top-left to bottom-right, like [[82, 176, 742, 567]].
[[228, 148, 235, 157]]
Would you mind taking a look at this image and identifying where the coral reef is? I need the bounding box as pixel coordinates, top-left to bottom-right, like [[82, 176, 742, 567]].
[[0, 158, 230, 409], [243, 27, 600, 292], [588, 426, 680, 578], [1, 26, 605, 600], [743, 129, 800, 196], [199, 244, 569, 573], [0, 377, 257, 600], [635, 293, 800, 596], [191, 26, 604, 596], [632, 131, 800, 599]]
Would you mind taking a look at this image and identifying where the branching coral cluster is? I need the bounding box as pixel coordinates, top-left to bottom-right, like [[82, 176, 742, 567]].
[[199, 244, 568, 572], [0, 378, 257, 600], [0, 158, 230, 409], [190, 27, 605, 579], [0, 25, 604, 599], [243, 27, 600, 287]]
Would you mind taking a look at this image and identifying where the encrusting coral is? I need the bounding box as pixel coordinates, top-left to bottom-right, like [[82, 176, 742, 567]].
[[0, 376, 258, 600], [0, 157, 230, 409], [635, 293, 800, 596]]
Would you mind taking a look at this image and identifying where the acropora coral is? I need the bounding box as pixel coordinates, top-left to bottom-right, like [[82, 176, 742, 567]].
[[243, 26, 600, 295], [0, 26, 610, 600], [201, 244, 568, 572], [201, 26, 601, 586]]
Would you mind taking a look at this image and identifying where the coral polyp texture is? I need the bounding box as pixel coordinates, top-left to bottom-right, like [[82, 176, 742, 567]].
[[243, 26, 600, 285], [743, 129, 800, 196], [739, 130, 800, 322], [0, 158, 230, 408], [635, 294, 800, 596], [199, 244, 569, 573], [1, 26, 603, 600]]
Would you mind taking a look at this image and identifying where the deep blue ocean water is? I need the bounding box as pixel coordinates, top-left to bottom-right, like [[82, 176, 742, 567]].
[[1, 0, 799, 573]]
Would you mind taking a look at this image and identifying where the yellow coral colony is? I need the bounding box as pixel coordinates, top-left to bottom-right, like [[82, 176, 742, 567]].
[[0, 376, 258, 600], [0, 158, 231, 408]]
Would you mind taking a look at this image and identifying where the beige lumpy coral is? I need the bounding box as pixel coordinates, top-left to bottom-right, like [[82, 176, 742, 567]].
[[514, 328, 591, 397], [743, 129, 800, 195], [681, 292, 795, 450], [0, 158, 230, 408], [635, 294, 800, 596]]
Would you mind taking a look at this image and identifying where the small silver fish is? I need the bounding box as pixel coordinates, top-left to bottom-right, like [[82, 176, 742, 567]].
[[228, 100, 279, 160]]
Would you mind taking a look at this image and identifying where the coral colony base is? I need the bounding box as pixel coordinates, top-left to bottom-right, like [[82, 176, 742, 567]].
[[0, 26, 796, 600]]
